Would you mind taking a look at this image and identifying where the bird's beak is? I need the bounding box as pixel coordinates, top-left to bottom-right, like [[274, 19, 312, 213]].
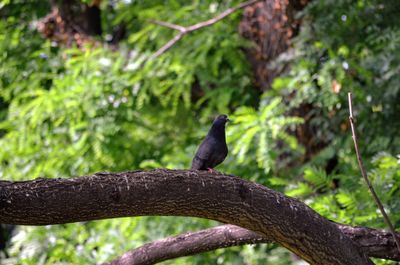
[[226, 118, 230, 122]]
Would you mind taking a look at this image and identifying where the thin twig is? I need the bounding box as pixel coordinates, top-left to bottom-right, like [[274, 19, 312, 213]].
[[148, 0, 263, 60], [150, 32, 185, 59], [347, 92, 400, 254], [186, 0, 261, 32], [149, 20, 187, 32]]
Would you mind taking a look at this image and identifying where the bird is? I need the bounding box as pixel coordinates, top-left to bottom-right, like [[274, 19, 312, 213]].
[[191, 114, 229, 171]]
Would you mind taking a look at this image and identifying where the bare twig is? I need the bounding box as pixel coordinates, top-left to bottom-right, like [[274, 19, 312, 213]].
[[150, 32, 185, 59], [148, 0, 263, 60], [149, 20, 187, 32], [347, 92, 400, 254]]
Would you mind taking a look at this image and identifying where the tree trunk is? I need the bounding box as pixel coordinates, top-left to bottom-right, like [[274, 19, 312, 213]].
[[239, 0, 309, 91], [38, 0, 103, 47]]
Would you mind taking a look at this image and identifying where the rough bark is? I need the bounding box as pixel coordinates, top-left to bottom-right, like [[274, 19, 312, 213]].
[[0, 169, 372, 264], [38, 0, 103, 47], [337, 224, 400, 261], [105, 223, 400, 265], [239, 0, 309, 91]]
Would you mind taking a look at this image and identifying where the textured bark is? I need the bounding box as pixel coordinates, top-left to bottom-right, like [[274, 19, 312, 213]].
[[239, 0, 309, 91], [0, 169, 371, 264], [106, 224, 399, 265], [38, 0, 103, 47], [338, 224, 400, 261]]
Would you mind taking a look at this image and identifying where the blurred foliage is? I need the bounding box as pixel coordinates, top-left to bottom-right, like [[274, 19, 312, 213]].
[[227, 97, 303, 180], [0, 0, 400, 264]]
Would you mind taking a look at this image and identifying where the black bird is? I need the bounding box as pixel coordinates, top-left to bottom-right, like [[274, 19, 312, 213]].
[[191, 114, 229, 171]]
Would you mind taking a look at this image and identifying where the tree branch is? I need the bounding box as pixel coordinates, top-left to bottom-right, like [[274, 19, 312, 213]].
[[105, 223, 400, 265], [149, 20, 187, 32], [147, 0, 263, 60], [337, 223, 400, 261], [103, 225, 266, 265], [0, 169, 371, 264], [347, 92, 400, 253], [148, 32, 185, 60]]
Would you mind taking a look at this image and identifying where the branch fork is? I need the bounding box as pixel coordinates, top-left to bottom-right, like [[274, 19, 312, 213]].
[[147, 0, 263, 60]]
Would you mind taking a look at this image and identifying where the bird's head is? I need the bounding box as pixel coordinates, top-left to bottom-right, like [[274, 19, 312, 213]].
[[213, 114, 230, 126]]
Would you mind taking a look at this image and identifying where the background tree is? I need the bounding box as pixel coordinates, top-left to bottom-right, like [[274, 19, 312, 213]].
[[1, 0, 400, 264]]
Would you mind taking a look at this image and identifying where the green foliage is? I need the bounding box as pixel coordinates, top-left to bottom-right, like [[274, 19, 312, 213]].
[[279, 0, 400, 155], [0, 1, 261, 264], [228, 97, 303, 176], [275, 3, 400, 264]]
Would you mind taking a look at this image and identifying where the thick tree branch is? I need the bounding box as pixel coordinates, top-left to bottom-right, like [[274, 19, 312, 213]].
[[148, 0, 263, 60], [105, 223, 400, 265], [348, 93, 400, 253], [0, 169, 371, 264]]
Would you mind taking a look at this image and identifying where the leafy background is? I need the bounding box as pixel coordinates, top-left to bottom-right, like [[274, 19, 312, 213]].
[[1, 0, 399, 264]]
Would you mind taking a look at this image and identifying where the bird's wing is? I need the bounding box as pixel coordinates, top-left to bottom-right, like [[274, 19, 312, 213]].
[[191, 155, 205, 170], [196, 138, 214, 159], [191, 137, 214, 169], [209, 143, 228, 168]]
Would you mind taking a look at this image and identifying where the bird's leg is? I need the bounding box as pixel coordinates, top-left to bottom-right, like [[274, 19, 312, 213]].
[[207, 168, 223, 174]]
